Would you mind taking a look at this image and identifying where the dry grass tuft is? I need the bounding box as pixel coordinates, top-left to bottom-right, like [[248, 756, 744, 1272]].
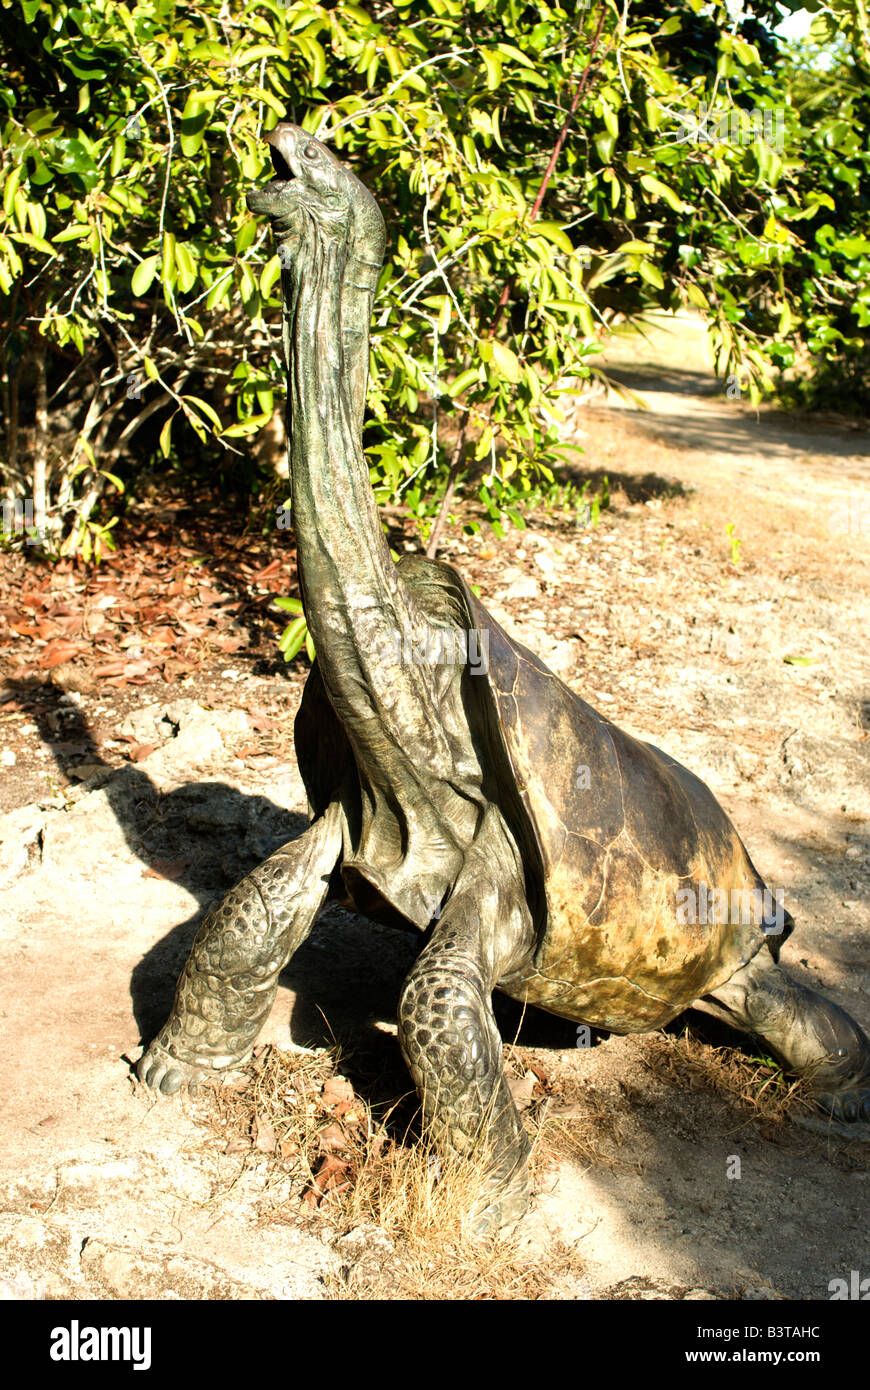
[[639, 1030, 815, 1126], [195, 1042, 592, 1299], [531, 1098, 624, 1175]]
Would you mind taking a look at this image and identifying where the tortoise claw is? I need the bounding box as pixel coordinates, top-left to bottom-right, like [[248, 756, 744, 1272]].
[[468, 1180, 531, 1239], [812, 1085, 870, 1125], [137, 1044, 209, 1097]]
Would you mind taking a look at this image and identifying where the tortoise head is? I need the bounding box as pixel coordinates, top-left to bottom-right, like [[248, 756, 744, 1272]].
[[246, 123, 356, 246]]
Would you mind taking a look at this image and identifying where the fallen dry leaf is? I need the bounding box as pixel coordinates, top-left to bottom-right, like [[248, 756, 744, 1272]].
[[318, 1122, 352, 1154], [254, 1115, 277, 1153], [246, 709, 277, 734], [143, 858, 190, 881], [127, 742, 156, 762], [507, 1073, 537, 1112], [302, 1153, 353, 1208], [321, 1077, 355, 1110], [528, 1062, 550, 1086]]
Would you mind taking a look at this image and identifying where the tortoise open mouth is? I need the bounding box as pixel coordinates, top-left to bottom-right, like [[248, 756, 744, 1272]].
[[246, 124, 300, 213], [265, 138, 293, 190], [261, 123, 300, 193]]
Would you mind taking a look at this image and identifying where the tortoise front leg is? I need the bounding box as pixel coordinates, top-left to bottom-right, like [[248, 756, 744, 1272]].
[[398, 825, 536, 1235], [138, 803, 343, 1095]]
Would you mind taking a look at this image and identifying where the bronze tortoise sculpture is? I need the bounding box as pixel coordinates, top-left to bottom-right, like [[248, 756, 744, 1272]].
[[139, 125, 870, 1232]]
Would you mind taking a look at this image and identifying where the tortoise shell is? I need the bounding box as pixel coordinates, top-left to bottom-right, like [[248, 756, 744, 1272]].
[[296, 555, 791, 1034]]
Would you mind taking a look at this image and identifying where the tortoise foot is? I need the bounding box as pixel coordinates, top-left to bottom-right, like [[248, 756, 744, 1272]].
[[810, 1084, 870, 1125], [469, 1167, 531, 1238], [137, 1037, 253, 1096]]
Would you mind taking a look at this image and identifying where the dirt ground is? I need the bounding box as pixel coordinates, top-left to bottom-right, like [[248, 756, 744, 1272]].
[[0, 312, 868, 1301]]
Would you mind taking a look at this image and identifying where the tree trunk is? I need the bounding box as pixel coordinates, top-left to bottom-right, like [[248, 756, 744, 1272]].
[[31, 339, 49, 542]]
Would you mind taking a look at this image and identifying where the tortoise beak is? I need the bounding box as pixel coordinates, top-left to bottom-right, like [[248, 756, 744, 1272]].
[[246, 122, 302, 214]]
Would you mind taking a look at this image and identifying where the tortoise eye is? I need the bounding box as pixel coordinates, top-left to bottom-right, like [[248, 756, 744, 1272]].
[[303, 143, 319, 159]]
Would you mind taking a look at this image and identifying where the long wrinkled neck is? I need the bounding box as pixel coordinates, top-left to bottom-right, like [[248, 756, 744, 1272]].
[[284, 219, 453, 773]]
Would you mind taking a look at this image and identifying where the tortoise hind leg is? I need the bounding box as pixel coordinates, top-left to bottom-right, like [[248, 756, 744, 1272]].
[[398, 814, 536, 1235], [138, 802, 343, 1096], [698, 950, 870, 1122]]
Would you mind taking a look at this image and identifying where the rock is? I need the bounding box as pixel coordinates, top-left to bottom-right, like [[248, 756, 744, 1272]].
[[80, 1239, 256, 1300], [57, 1156, 143, 1189], [120, 706, 175, 743], [533, 549, 556, 575], [502, 573, 540, 601], [49, 662, 97, 695], [69, 762, 110, 782], [536, 639, 577, 678], [507, 1072, 537, 1111], [335, 1226, 394, 1256], [778, 731, 870, 817], [0, 804, 44, 888], [7, 1216, 47, 1250], [80, 1242, 141, 1298]]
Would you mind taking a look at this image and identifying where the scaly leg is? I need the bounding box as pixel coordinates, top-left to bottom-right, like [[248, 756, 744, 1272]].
[[138, 803, 343, 1095], [398, 812, 536, 1235]]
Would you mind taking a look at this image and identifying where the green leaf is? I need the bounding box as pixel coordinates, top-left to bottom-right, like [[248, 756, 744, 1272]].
[[601, 101, 619, 140], [491, 341, 522, 383], [448, 367, 480, 398], [175, 242, 198, 294], [221, 414, 271, 437], [278, 616, 307, 660], [533, 221, 573, 255], [159, 412, 176, 459], [12, 232, 54, 256], [235, 220, 258, 255], [595, 133, 616, 164], [732, 37, 760, 67], [183, 395, 223, 430], [3, 167, 22, 216], [260, 256, 282, 296], [481, 47, 503, 90], [639, 174, 687, 213], [52, 224, 91, 243], [495, 43, 537, 69], [51, 138, 96, 177], [180, 95, 213, 158], [132, 255, 159, 296], [638, 260, 664, 289]]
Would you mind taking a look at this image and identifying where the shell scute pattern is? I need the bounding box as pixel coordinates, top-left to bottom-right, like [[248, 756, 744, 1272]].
[[461, 583, 782, 1031]]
